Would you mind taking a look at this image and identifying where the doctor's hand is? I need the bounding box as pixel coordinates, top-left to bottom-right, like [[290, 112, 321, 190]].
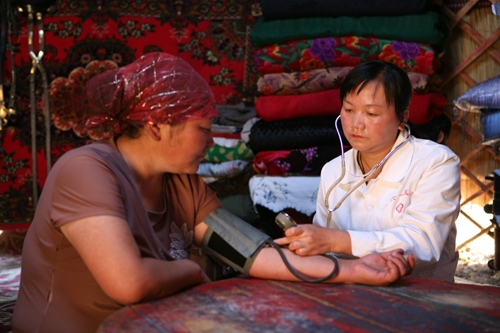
[[342, 249, 415, 286], [273, 224, 352, 256]]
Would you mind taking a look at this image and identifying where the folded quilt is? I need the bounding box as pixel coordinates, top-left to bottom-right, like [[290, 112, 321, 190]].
[[255, 89, 342, 122], [255, 37, 438, 75], [211, 124, 240, 133], [409, 93, 447, 125], [257, 67, 349, 96], [213, 132, 242, 140], [249, 175, 321, 216], [253, 145, 344, 176], [213, 137, 242, 148], [197, 160, 249, 178], [255, 89, 446, 125], [204, 141, 254, 162], [215, 103, 257, 127], [257, 68, 431, 96], [247, 116, 346, 154], [251, 11, 448, 52], [259, 0, 429, 19]]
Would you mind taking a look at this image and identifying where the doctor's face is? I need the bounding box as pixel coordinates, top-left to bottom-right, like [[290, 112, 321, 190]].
[[340, 82, 406, 157]]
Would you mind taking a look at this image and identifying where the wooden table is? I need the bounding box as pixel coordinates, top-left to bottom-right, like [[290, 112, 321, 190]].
[[98, 277, 500, 332]]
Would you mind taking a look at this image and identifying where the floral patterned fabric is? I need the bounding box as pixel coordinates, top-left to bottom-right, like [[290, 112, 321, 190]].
[[197, 160, 249, 178], [0, 0, 261, 227], [255, 36, 439, 75], [257, 67, 432, 96], [203, 142, 254, 163], [168, 223, 194, 260], [253, 145, 344, 176], [257, 67, 350, 96], [408, 72, 433, 94], [248, 175, 320, 216]]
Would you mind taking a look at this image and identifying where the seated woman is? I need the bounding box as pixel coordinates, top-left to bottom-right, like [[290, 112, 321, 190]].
[[275, 60, 460, 282], [13, 53, 414, 333]]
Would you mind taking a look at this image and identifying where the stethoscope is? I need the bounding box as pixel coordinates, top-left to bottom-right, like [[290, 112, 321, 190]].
[[325, 115, 411, 228]]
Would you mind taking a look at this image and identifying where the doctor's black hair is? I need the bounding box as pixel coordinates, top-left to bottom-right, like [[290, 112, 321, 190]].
[[340, 60, 413, 122]]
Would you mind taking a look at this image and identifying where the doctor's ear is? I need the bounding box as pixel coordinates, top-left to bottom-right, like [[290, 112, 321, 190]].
[[399, 109, 410, 130]]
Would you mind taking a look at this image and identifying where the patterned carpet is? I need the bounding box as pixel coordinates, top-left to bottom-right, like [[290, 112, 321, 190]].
[[0, 255, 21, 333], [0, 250, 496, 333], [98, 276, 500, 332], [0, 230, 25, 333]]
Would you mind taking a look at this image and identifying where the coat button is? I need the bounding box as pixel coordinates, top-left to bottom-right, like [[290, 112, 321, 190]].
[[365, 202, 373, 211]]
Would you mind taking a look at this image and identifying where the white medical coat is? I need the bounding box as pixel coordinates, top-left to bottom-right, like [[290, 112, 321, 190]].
[[314, 130, 460, 281]]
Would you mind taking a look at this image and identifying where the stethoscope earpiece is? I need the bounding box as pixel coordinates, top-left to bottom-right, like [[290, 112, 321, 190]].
[[324, 119, 411, 228]]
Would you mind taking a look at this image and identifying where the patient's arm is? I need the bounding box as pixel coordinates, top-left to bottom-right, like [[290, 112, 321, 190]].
[[194, 221, 414, 286], [250, 247, 413, 286], [62, 215, 210, 305]]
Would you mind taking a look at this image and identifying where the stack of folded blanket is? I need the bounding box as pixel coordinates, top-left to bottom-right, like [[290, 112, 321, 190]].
[[243, 0, 452, 225], [198, 103, 267, 228], [197, 103, 257, 183]]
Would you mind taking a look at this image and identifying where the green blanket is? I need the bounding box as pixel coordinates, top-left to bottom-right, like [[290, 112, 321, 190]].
[[204, 142, 254, 163], [251, 11, 449, 52]]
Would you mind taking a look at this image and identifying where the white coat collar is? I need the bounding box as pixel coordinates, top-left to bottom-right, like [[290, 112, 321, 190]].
[[340, 128, 414, 185]]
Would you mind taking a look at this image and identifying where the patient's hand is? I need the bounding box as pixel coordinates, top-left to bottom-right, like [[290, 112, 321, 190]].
[[341, 249, 415, 286]]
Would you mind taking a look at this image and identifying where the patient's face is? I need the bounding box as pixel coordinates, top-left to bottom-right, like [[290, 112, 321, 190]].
[[158, 118, 214, 174]]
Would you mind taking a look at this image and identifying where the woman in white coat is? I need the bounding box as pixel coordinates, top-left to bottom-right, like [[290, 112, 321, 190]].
[[275, 60, 460, 282]]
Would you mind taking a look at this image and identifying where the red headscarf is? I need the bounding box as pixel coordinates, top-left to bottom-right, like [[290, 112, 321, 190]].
[[84, 52, 218, 136]]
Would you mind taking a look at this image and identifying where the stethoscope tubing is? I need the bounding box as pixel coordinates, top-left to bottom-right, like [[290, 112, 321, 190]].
[[325, 115, 411, 228]]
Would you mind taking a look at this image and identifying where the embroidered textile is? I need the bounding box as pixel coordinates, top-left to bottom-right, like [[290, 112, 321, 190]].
[[255, 37, 439, 75], [197, 160, 249, 178], [253, 145, 344, 176], [203, 141, 254, 163], [248, 175, 320, 216], [0, 0, 261, 226], [257, 68, 431, 96]]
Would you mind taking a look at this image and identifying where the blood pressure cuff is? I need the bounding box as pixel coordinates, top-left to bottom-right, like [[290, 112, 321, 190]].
[[201, 208, 271, 274]]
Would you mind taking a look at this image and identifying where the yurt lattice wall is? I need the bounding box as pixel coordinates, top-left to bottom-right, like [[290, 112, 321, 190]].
[[439, 0, 500, 249]]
